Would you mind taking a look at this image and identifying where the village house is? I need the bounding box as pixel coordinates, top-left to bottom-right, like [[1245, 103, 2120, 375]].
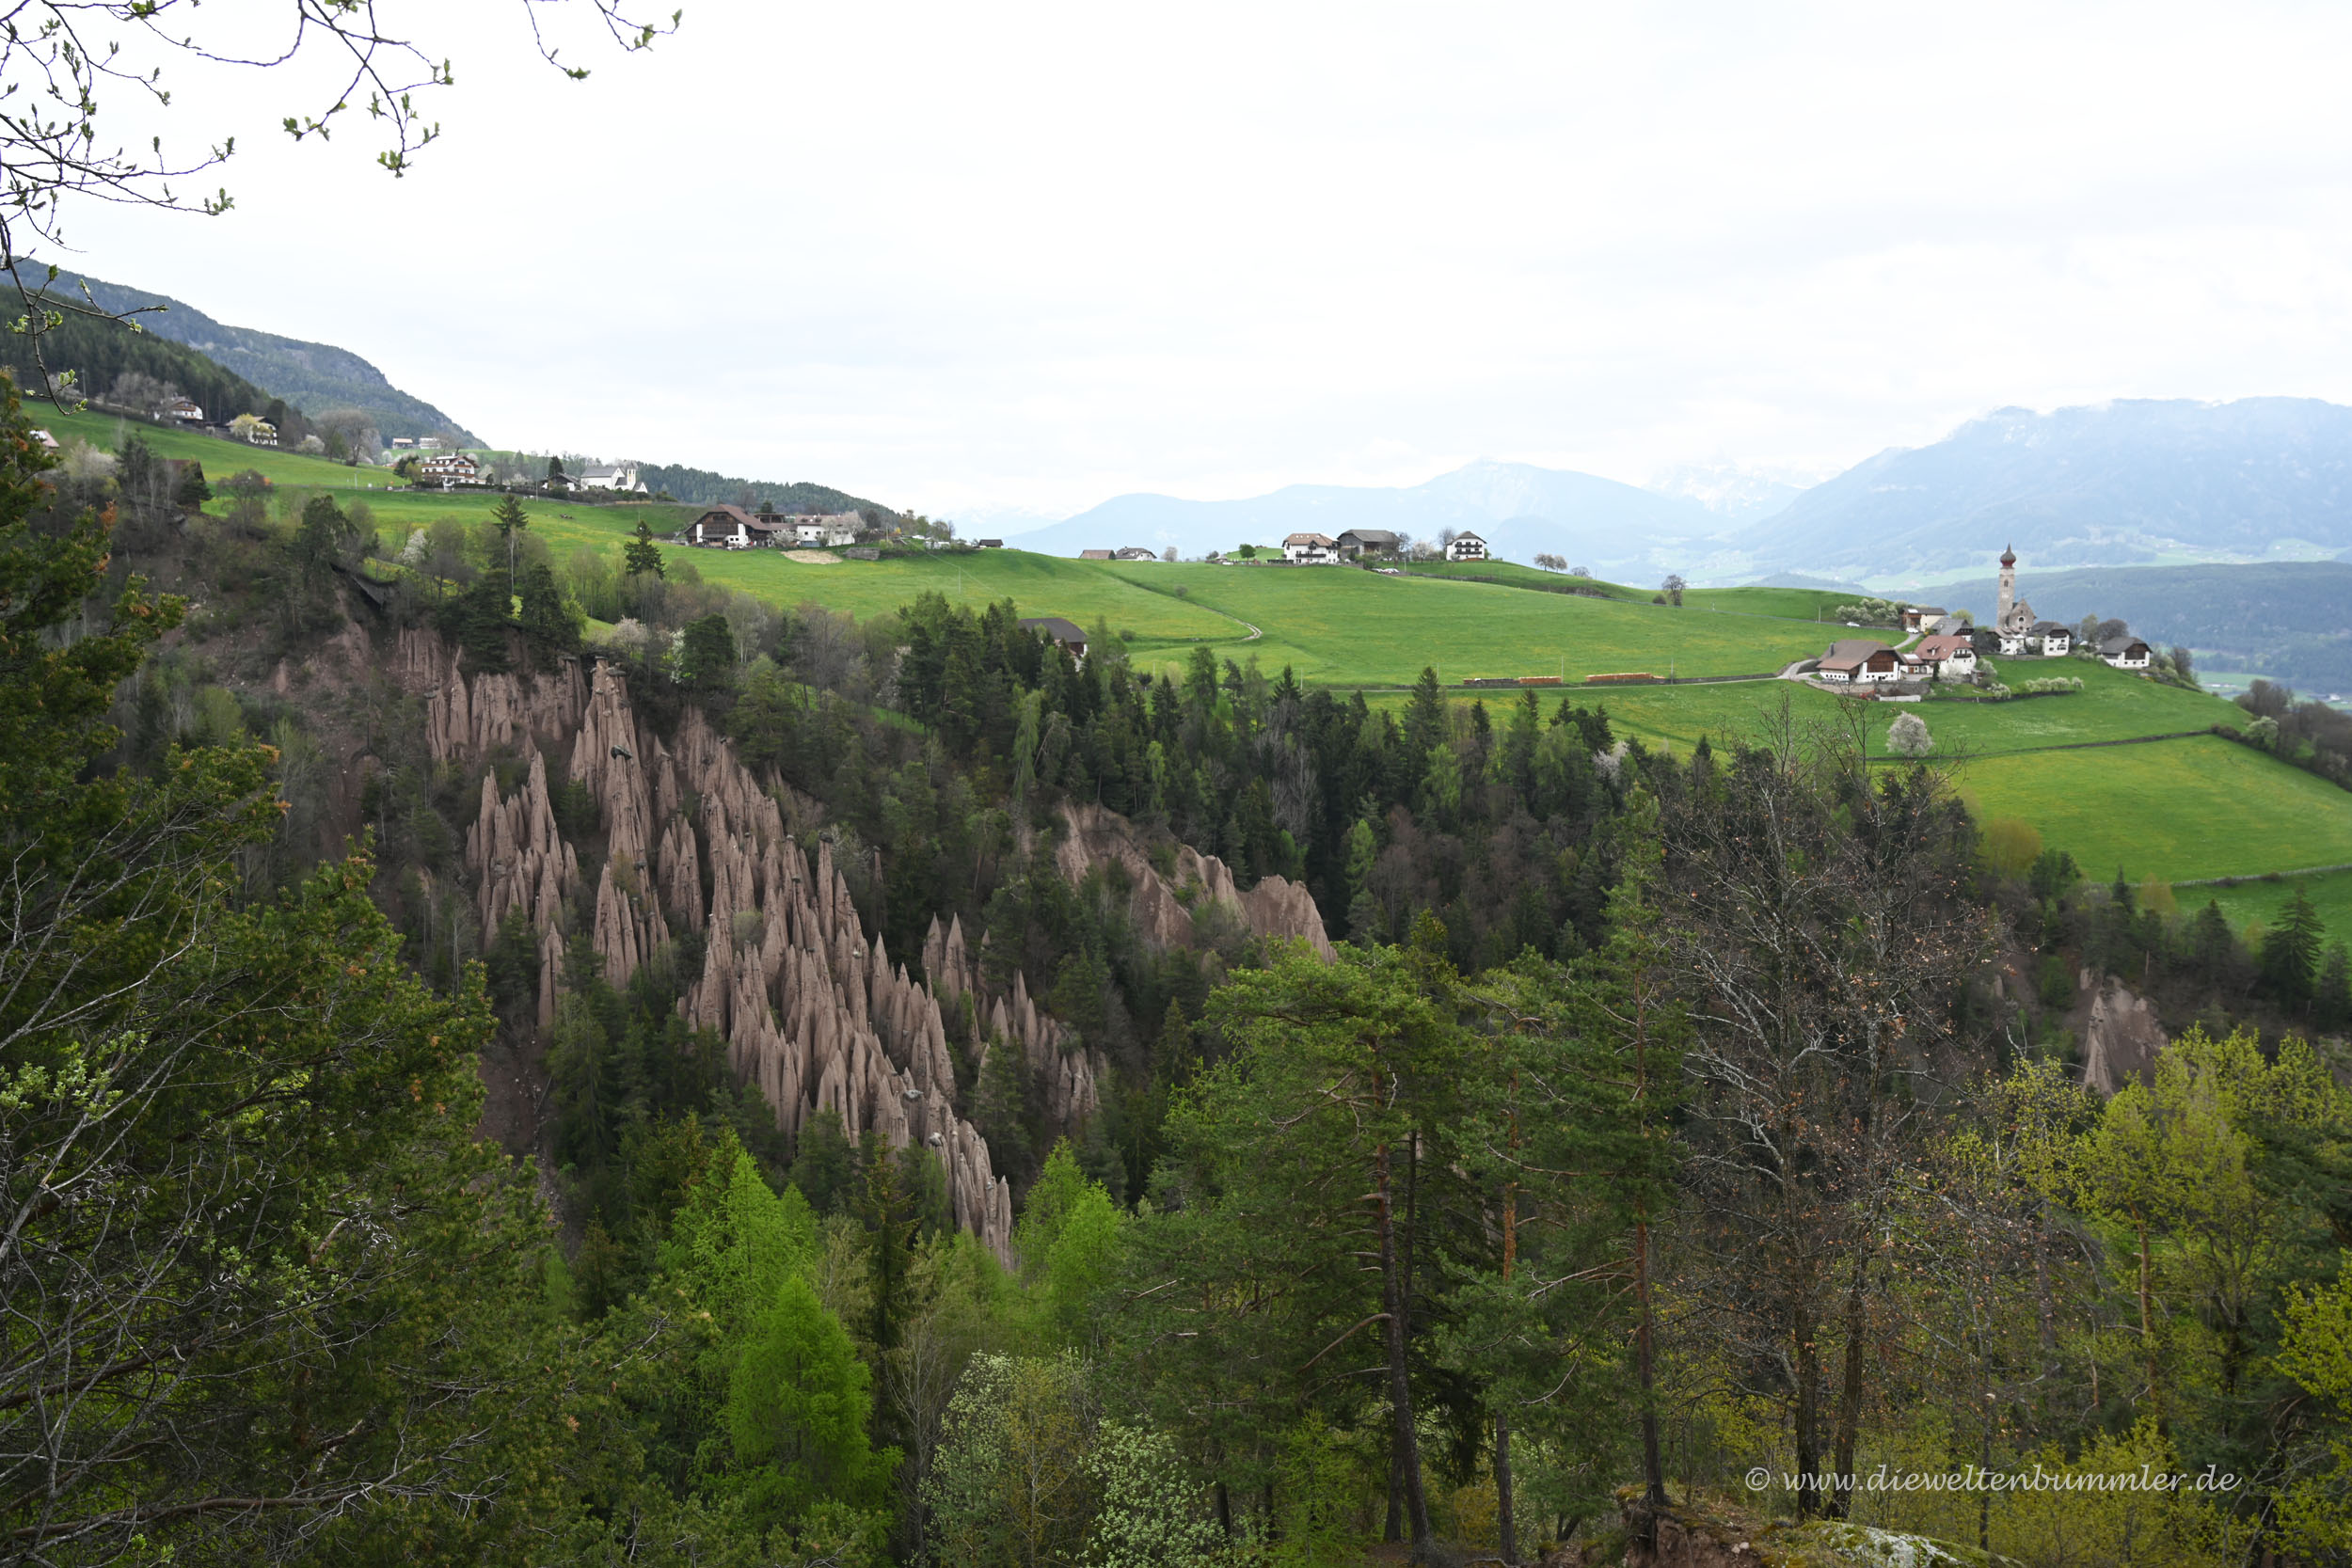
[[1018, 616, 1089, 664], [2034, 621, 2074, 657], [154, 396, 204, 422], [1911, 632, 1978, 678], [976, 538, 1004, 548], [1900, 605, 1948, 635], [787, 512, 862, 547], [1336, 528, 1400, 561], [1079, 548, 1114, 561], [1817, 638, 1903, 684], [1284, 531, 1341, 564], [389, 436, 416, 450], [244, 420, 279, 447], [1114, 546, 1159, 562], [685, 504, 783, 548], [419, 451, 480, 488], [1445, 531, 1489, 562], [2101, 633, 2152, 670]]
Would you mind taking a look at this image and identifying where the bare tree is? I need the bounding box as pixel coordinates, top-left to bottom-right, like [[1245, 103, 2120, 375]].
[[1661, 573, 1687, 607], [1657, 709, 1987, 1517]]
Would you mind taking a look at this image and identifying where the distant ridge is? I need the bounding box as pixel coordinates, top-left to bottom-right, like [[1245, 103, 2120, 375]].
[[1737, 398, 2352, 579], [636, 461, 894, 516], [42, 269, 476, 443]]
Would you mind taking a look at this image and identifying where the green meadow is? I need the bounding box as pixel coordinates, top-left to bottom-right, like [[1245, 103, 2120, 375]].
[[1952, 736, 2352, 884], [1092, 562, 1836, 686]]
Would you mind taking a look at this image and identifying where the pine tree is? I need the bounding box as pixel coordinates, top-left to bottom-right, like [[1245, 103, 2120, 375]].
[[172, 458, 210, 509], [624, 517, 665, 578], [2260, 888, 2326, 1010], [517, 560, 581, 652], [678, 611, 738, 690], [491, 491, 530, 594]]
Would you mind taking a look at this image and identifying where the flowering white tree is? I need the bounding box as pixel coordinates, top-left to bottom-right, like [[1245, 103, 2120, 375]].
[[1888, 710, 1933, 757]]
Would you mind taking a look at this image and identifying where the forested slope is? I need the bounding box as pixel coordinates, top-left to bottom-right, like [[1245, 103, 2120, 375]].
[[8, 374, 2352, 1567]]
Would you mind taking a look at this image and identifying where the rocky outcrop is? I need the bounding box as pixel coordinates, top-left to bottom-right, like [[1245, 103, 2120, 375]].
[[2079, 970, 2169, 1096], [464, 750, 581, 1029], [920, 912, 1107, 1130], [1055, 800, 1334, 959], [427, 658, 589, 766], [431, 631, 1154, 1263]]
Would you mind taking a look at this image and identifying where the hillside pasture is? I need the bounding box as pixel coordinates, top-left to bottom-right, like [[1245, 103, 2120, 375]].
[[1409, 561, 1855, 623], [1099, 562, 1836, 686], [1860, 660, 2243, 756], [1952, 735, 2352, 885]]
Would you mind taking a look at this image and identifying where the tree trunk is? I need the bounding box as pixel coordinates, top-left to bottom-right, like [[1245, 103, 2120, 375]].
[[1495, 1416, 1518, 1566], [2137, 1216, 2162, 1427], [1377, 1136, 1432, 1555], [1826, 1248, 1871, 1520], [1499, 1089, 1522, 1564], [1793, 1311, 1822, 1520], [1634, 1212, 1666, 1510], [1385, 1441, 1403, 1542]]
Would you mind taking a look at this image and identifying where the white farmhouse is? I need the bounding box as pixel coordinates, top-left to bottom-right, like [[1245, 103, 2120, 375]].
[[1283, 531, 1341, 564], [1445, 531, 1488, 562]]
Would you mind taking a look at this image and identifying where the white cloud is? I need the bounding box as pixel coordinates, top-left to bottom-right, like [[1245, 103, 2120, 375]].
[[55, 0, 2352, 513]]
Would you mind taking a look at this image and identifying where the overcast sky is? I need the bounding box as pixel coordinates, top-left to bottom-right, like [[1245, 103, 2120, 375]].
[[55, 0, 2352, 521]]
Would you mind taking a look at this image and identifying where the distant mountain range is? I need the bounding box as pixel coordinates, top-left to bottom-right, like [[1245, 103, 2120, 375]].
[[41, 269, 476, 443], [1008, 460, 1722, 579], [1734, 399, 2352, 582]]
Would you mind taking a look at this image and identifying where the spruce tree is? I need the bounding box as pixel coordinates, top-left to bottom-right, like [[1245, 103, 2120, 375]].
[[517, 560, 582, 651], [172, 457, 210, 509], [625, 517, 665, 578], [2261, 888, 2326, 1010]]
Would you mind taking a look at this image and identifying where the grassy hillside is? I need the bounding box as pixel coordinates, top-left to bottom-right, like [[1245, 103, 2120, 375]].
[[1090, 562, 1836, 685], [1954, 735, 2352, 884], [54, 411, 2352, 942], [1409, 560, 1856, 622]]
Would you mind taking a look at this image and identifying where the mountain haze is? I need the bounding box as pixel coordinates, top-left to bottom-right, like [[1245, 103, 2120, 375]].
[[1739, 398, 2352, 581], [46, 270, 476, 443], [1010, 459, 1721, 576]]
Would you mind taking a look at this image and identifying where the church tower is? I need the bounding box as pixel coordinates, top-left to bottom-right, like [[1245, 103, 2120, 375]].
[[1996, 544, 2017, 628]]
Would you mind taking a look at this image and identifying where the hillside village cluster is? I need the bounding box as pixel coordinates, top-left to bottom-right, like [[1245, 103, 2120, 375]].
[[1074, 528, 1490, 565], [1797, 546, 2154, 691]]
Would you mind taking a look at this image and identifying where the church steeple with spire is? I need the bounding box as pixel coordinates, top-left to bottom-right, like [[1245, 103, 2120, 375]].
[[1996, 544, 2019, 629]]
